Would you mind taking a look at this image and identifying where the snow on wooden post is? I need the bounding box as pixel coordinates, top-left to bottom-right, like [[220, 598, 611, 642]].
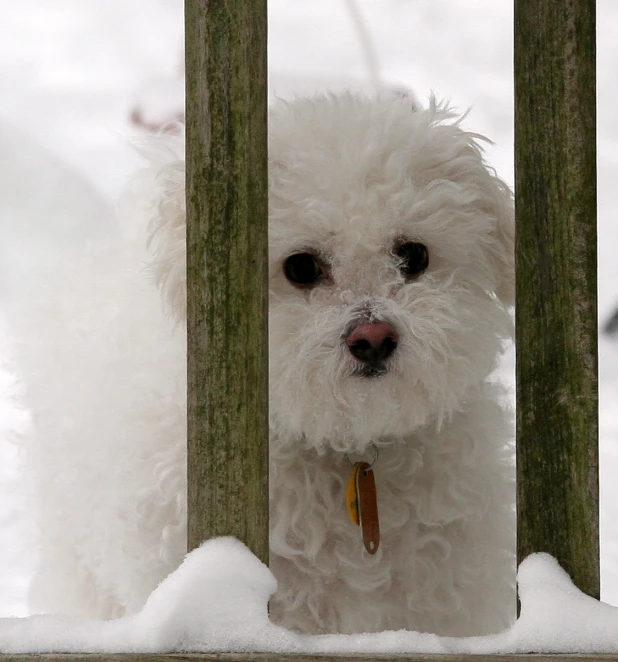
[[184, 0, 269, 563], [515, 0, 599, 597]]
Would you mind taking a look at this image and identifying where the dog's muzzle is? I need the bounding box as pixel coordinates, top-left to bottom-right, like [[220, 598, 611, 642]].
[[344, 320, 399, 377]]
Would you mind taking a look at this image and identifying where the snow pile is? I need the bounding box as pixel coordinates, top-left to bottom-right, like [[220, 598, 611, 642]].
[[0, 538, 299, 654], [1, 537, 618, 654], [477, 554, 618, 654]]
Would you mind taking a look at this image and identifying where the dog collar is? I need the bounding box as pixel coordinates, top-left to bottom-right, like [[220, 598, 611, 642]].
[[345, 445, 380, 555]]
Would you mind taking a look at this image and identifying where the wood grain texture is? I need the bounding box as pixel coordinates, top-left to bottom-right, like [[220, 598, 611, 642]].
[[184, 0, 269, 563], [514, 0, 598, 597], [6, 653, 618, 662], [5, 654, 618, 661]]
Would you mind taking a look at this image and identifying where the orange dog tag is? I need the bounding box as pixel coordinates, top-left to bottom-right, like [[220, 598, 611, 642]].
[[346, 462, 380, 554]]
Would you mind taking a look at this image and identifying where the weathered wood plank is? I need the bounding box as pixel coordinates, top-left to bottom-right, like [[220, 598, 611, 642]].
[[514, 0, 599, 597], [184, 0, 269, 562], [6, 656, 618, 661], [5, 654, 618, 661]]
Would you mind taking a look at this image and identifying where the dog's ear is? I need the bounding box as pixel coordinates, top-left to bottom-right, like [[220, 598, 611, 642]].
[[450, 123, 515, 306], [453, 124, 515, 307], [148, 154, 187, 323], [128, 131, 187, 323], [488, 179, 515, 307], [421, 100, 515, 307]]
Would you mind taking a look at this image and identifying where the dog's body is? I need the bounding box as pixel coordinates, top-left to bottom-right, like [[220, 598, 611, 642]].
[[11, 94, 515, 636]]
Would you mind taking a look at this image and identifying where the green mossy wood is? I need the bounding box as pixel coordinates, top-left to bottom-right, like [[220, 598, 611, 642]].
[[515, 0, 598, 597], [8, 656, 618, 662], [185, 0, 269, 564], [8, 657, 618, 662]]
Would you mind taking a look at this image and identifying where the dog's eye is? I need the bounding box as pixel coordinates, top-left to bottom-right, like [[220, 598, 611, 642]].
[[283, 252, 323, 287], [395, 242, 429, 278]]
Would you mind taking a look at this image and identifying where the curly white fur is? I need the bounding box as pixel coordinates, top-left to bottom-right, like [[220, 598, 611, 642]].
[[10, 93, 515, 636]]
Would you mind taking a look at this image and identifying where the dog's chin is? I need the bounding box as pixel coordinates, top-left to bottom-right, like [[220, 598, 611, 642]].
[[351, 362, 389, 378], [270, 366, 439, 455]]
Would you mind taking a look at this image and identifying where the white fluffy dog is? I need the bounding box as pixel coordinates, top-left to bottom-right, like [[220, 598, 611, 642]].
[[11, 93, 515, 637]]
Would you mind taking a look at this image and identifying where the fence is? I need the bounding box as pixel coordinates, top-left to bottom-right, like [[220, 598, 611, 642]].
[[4, 0, 600, 659]]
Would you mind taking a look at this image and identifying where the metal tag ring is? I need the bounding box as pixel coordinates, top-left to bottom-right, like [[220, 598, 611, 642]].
[[345, 443, 379, 469]]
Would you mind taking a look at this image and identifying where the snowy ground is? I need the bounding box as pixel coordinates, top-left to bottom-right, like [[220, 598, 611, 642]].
[[1, 0, 617, 624], [2, 539, 618, 654]]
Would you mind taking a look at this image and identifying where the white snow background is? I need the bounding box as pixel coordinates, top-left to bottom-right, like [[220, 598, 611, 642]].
[[1, 0, 617, 653]]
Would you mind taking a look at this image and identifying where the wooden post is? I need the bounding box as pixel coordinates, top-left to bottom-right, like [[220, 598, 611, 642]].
[[515, 0, 598, 597], [184, 0, 269, 563]]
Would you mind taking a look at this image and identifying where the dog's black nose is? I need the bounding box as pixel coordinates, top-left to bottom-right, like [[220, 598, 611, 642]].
[[346, 321, 399, 364]]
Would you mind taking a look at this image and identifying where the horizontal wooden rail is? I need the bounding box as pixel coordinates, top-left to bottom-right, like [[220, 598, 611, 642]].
[[5, 655, 618, 662]]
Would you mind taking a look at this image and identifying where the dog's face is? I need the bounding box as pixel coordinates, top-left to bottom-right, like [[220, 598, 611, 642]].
[[146, 94, 514, 455], [267, 95, 513, 453]]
